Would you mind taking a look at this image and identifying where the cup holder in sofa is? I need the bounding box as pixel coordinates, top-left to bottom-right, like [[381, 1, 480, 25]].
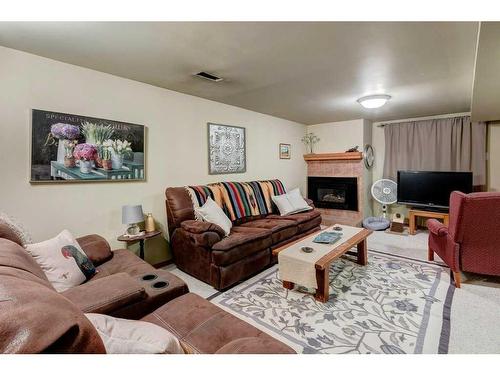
[[152, 281, 169, 289], [141, 274, 158, 281]]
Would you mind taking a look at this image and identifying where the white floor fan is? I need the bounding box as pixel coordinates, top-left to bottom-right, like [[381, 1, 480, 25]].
[[371, 179, 398, 218]]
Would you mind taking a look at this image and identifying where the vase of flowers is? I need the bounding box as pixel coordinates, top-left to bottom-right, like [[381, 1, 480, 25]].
[[45, 123, 80, 164], [103, 139, 133, 170], [73, 143, 97, 174], [63, 140, 78, 168], [301, 132, 320, 154]]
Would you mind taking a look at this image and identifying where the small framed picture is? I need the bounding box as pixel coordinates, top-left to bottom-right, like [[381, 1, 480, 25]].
[[279, 143, 291, 159]]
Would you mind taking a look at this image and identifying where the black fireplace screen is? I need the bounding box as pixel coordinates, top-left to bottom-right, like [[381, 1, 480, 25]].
[[308, 177, 358, 211]]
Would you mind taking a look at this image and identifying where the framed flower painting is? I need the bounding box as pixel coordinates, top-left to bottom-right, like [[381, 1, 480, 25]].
[[30, 109, 146, 183]]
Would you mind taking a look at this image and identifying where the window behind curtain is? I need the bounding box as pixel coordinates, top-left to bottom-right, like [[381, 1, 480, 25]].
[[383, 116, 487, 188]]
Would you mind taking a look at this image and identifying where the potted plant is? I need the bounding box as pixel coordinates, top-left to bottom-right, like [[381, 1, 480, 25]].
[[103, 139, 132, 170], [81, 122, 114, 168], [63, 140, 78, 168], [44, 123, 80, 164], [73, 143, 97, 174], [101, 147, 112, 170]]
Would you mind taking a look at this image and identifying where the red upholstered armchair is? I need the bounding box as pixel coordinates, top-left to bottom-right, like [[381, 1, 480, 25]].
[[427, 191, 500, 287]]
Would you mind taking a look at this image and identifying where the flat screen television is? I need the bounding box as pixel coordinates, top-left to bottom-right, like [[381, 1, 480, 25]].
[[397, 171, 473, 210]]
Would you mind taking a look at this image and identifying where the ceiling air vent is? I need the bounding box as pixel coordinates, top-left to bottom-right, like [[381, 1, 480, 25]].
[[194, 71, 223, 82]]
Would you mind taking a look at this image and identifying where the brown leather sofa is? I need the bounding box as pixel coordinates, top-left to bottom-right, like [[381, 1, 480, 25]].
[[0, 224, 294, 354], [166, 184, 322, 290]]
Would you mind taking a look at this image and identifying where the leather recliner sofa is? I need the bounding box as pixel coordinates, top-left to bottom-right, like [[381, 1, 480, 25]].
[[0, 223, 294, 354], [166, 180, 322, 290]]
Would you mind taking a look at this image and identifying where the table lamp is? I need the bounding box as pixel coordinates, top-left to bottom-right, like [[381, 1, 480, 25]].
[[122, 205, 144, 235]]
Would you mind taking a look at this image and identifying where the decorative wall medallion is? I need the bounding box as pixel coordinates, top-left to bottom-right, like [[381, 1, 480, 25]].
[[207, 123, 246, 174]]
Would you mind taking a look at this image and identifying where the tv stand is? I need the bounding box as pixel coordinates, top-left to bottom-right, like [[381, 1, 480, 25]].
[[408, 208, 449, 235]]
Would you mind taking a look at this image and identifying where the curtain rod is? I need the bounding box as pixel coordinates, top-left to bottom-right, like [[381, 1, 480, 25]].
[[375, 112, 471, 127]]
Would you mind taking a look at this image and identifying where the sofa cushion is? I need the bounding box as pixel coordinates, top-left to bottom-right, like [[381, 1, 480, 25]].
[[268, 209, 322, 233], [211, 227, 272, 266], [93, 249, 155, 278], [140, 293, 295, 354], [240, 218, 297, 245]]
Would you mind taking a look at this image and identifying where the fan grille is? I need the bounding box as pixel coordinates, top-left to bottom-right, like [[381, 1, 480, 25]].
[[371, 179, 397, 204]]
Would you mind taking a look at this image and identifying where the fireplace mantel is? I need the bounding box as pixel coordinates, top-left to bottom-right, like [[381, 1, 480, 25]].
[[303, 152, 363, 162]]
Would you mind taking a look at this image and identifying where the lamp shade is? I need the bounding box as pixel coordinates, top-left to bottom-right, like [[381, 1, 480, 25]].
[[122, 205, 144, 225]]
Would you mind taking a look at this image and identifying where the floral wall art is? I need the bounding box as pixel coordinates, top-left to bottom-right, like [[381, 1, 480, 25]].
[[30, 109, 146, 183], [207, 122, 246, 174]]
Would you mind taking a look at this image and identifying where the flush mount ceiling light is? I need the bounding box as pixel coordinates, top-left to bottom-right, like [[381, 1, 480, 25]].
[[357, 94, 391, 109]]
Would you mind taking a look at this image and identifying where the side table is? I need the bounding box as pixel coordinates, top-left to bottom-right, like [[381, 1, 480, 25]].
[[408, 209, 449, 235], [117, 230, 161, 260]]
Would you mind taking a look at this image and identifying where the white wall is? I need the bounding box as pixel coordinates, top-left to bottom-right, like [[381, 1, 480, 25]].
[[0, 46, 307, 264], [306, 119, 365, 153]]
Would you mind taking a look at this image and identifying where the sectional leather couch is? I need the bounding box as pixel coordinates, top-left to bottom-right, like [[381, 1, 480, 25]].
[[166, 180, 322, 290], [0, 223, 294, 354]]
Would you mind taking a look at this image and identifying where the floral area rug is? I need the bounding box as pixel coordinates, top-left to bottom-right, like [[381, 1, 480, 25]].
[[209, 250, 454, 354]]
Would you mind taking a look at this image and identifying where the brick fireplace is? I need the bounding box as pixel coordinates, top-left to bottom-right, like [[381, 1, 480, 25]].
[[304, 152, 368, 226]]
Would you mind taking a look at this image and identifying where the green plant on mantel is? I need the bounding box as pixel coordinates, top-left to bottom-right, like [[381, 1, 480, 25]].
[[301, 132, 320, 154]]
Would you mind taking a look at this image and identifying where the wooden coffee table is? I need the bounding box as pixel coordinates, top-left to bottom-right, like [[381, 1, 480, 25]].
[[273, 225, 372, 302]]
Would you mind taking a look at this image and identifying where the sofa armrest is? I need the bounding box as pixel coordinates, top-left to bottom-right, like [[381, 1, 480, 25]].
[[215, 337, 296, 354], [61, 272, 146, 314], [427, 219, 448, 237], [304, 198, 315, 208], [179, 220, 224, 247], [76, 234, 113, 265]]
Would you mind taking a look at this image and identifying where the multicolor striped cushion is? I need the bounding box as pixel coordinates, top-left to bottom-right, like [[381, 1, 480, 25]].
[[186, 179, 286, 222]]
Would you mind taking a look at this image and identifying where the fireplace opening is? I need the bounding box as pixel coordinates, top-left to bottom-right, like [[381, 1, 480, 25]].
[[308, 177, 358, 211]]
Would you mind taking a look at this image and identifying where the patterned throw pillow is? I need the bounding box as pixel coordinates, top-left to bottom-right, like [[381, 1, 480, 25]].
[[0, 212, 33, 246], [25, 229, 97, 292]]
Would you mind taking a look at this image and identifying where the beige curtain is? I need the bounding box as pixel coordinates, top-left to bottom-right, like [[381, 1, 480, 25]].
[[383, 116, 487, 186]]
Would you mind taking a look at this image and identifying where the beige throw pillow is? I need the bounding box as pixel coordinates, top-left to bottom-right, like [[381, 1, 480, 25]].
[[25, 229, 96, 292], [272, 188, 312, 216], [195, 197, 232, 236], [85, 313, 185, 354]]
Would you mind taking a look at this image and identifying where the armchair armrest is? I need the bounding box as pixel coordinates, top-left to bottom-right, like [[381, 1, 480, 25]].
[[180, 220, 224, 248], [61, 272, 146, 314], [76, 234, 113, 265], [427, 219, 448, 237]]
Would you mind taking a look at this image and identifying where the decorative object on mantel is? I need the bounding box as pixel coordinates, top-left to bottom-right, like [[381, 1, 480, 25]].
[[145, 213, 156, 233], [363, 144, 375, 169], [30, 109, 146, 183], [122, 204, 144, 235], [345, 146, 359, 152], [279, 143, 291, 159], [207, 123, 246, 174], [301, 132, 320, 154]]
